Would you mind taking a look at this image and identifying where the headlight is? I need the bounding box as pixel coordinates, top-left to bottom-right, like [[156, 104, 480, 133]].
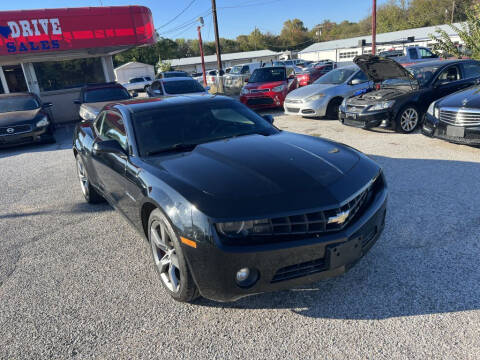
[[368, 101, 394, 111], [216, 219, 271, 237], [427, 101, 440, 118], [36, 116, 49, 127], [240, 88, 250, 95], [272, 84, 286, 92], [305, 93, 325, 102]]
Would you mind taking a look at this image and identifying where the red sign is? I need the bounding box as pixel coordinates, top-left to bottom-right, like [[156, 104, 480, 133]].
[[0, 6, 155, 56]]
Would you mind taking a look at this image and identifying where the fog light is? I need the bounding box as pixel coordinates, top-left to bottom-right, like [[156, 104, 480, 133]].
[[236, 268, 250, 282]]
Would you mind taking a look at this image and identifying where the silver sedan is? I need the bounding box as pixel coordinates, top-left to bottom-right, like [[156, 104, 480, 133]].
[[283, 65, 371, 119]]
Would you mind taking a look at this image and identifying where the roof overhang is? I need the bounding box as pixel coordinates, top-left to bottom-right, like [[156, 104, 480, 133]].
[[0, 6, 156, 64]]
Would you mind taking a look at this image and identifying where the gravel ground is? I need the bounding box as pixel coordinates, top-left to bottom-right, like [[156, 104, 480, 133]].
[[1, 116, 480, 359]]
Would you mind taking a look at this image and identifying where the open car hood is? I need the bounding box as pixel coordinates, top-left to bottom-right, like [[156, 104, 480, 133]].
[[354, 55, 416, 84]]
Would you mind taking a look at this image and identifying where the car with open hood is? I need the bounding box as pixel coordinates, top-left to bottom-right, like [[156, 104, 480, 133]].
[[422, 75, 480, 145], [339, 55, 480, 133], [284, 65, 371, 118], [72, 95, 387, 303], [0, 92, 54, 148], [240, 66, 298, 109]]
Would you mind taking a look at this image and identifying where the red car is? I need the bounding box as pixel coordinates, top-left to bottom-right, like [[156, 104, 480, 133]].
[[295, 66, 323, 87], [240, 67, 298, 109]]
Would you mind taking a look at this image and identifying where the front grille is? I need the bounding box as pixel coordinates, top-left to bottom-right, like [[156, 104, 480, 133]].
[[247, 97, 274, 106], [0, 124, 32, 136], [439, 108, 480, 126], [286, 107, 300, 113], [219, 174, 384, 246], [346, 104, 367, 113], [250, 89, 269, 93], [271, 258, 327, 283], [285, 98, 302, 104]]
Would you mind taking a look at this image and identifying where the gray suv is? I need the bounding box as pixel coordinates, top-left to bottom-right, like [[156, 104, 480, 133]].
[[283, 65, 371, 119]]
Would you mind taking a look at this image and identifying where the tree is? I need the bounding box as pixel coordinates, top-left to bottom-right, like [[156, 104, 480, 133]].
[[279, 19, 312, 49], [429, 3, 480, 59]]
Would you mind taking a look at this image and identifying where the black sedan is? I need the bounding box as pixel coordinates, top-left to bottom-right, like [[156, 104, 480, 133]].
[[422, 85, 480, 145], [0, 92, 54, 148], [339, 55, 480, 133], [73, 95, 387, 302]]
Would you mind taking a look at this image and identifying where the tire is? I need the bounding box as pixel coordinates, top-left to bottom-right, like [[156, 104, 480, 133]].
[[395, 105, 420, 133], [75, 154, 104, 204], [326, 98, 343, 120], [148, 209, 199, 303]]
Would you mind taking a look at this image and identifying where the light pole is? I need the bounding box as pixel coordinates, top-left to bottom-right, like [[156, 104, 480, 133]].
[[372, 0, 377, 55], [197, 17, 207, 87]]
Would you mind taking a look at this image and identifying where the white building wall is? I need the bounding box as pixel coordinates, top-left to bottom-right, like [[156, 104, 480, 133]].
[[114, 62, 155, 84]]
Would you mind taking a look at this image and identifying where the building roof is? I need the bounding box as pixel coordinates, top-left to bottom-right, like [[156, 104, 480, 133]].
[[114, 62, 154, 70], [300, 23, 462, 54], [168, 50, 280, 66]]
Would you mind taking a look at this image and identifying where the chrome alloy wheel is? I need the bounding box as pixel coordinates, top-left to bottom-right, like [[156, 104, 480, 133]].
[[150, 220, 181, 293], [76, 157, 88, 196], [400, 107, 419, 132]]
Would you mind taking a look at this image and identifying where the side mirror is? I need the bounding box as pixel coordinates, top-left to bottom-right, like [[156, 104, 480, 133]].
[[42, 102, 53, 108], [350, 79, 363, 85], [131, 92, 138, 98], [262, 114, 274, 124], [74, 99, 81, 105], [93, 139, 127, 157], [244, 78, 249, 83]]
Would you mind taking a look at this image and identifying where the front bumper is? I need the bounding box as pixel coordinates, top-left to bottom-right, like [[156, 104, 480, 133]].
[[0, 126, 53, 148], [183, 186, 388, 302], [339, 108, 393, 129], [284, 97, 329, 117], [422, 113, 480, 145], [240, 92, 286, 109]]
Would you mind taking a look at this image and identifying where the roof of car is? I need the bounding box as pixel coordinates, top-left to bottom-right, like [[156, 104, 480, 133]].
[[158, 77, 196, 82], [407, 59, 475, 69], [82, 82, 125, 91], [0, 92, 36, 99], [106, 94, 232, 113]]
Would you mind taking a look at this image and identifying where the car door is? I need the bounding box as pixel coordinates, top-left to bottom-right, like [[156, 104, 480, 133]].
[[461, 62, 480, 87], [431, 64, 469, 101], [90, 110, 128, 207]]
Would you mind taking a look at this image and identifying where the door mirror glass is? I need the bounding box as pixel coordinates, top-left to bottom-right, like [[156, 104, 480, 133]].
[[350, 78, 363, 85], [93, 139, 126, 157]]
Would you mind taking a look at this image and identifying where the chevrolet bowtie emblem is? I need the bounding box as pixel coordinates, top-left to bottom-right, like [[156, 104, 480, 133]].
[[327, 210, 350, 225]]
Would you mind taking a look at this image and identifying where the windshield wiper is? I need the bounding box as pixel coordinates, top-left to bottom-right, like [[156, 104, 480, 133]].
[[146, 143, 198, 156]]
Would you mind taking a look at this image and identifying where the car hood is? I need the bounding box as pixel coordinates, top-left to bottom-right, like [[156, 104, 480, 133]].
[[81, 101, 115, 114], [354, 55, 416, 84], [143, 132, 378, 219], [287, 83, 338, 99], [438, 85, 480, 108], [0, 109, 42, 126], [244, 81, 284, 90]]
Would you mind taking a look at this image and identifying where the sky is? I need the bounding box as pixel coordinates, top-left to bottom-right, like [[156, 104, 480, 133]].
[[1, 0, 390, 43]]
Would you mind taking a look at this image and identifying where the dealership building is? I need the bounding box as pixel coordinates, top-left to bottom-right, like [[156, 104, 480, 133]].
[[0, 6, 155, 123]]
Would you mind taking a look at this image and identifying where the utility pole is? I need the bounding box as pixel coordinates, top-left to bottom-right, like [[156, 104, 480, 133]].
[[197, 17, 207, 87], [211, 0, 224, 93], [451, 0, 455, 23], [372, 0, 377, 55]]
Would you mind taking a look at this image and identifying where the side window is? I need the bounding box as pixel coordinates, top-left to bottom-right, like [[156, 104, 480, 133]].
[[463, 63, 480, 79], [286, 67, 295, 77], [408, 48, 418, 60], [94, 111, 106, 135], [241, 65, 249, 74], [437, 65, 461, 84], [150, 81, 163, 95], [419, 48, 436, 59], [100, 112, 128, 151], [351, 71, 369, 83]]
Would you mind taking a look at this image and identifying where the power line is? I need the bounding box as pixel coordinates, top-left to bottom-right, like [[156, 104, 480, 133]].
[[159, 9, 212, 35], [219, 0, 285, 9], [157, 0, 198, 29]]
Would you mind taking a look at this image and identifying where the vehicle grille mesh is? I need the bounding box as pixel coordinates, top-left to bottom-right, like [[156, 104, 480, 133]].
[[246, 98, 274, 105], [0, 124, 32, 136], [439, 109, 480, 126]]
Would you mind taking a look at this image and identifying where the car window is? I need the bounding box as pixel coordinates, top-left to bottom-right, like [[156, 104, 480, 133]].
[[144, 76, 152, 81], [314, 68, 356, 85], [100, 112, 128, 151], [0, 96, 40, 113], [94, 111, 106, 135], [130, 78, 144, 83], [248, 68, 286, 83], [163, 80, 206, 94], [408, 48, 418, 60], [437, 65, 461, 84], [286, 67, 295, 77], [419, 48, 437, 59], [462, 63, 480, 79], [150, 81, 164, 95], [84, 87, 131, 103], [241, 66, 250, 74], [351, 71, 369, 83]]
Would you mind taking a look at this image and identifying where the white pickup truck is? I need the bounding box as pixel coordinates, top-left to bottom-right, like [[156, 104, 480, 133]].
[[122, 76, 153, 93], [379, 46, 439, 64]]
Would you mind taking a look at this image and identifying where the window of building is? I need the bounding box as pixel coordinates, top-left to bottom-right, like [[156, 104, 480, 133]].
[[34, 58, 105, 92], [339, 51, 358, 59]]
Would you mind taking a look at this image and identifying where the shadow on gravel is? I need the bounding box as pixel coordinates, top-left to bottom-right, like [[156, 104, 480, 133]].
[[197, 154, 480, 320], [0, 125, 74, 159], [0, 202, 111, 220]]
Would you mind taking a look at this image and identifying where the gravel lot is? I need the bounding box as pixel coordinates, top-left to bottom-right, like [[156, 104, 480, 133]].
[[1, 114, 480, 359]]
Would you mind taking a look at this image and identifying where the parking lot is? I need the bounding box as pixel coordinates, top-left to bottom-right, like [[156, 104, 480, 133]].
[[1, 113, 480, 359]]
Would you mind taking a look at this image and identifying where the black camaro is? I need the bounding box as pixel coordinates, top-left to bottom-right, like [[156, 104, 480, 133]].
[[0, 92, 54, 147], [423, 85, 480, 145], [73, 95, 387, 302], [339, 55, 480, 133]]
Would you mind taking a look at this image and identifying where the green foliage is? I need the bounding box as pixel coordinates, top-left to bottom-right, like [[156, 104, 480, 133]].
[[429, 3, 480, 59], [157, 60, 173, 72]]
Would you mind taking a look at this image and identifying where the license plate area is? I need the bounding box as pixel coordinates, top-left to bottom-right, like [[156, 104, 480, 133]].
[[446, 125, 465, 137], [345, 112, 358, 119], [327, 238, 362, 269]]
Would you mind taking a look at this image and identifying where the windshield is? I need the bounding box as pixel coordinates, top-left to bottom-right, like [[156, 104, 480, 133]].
[[163, 80, 206, 94], [0, 96, 40, 113], [229, 66, 243, 75], [249, 68, 286, 83], [84, 88, 130, 103], [314, 68, 355, 84], [382, 64, 441, 87], [132, 100, 278, 156]]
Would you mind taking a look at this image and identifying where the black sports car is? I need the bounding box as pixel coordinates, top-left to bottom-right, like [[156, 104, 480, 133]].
[[0, 92, 54, 148], [72, 95, 388, 302], [422, 85, 480, 145], [339, 55, 480, 133]]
